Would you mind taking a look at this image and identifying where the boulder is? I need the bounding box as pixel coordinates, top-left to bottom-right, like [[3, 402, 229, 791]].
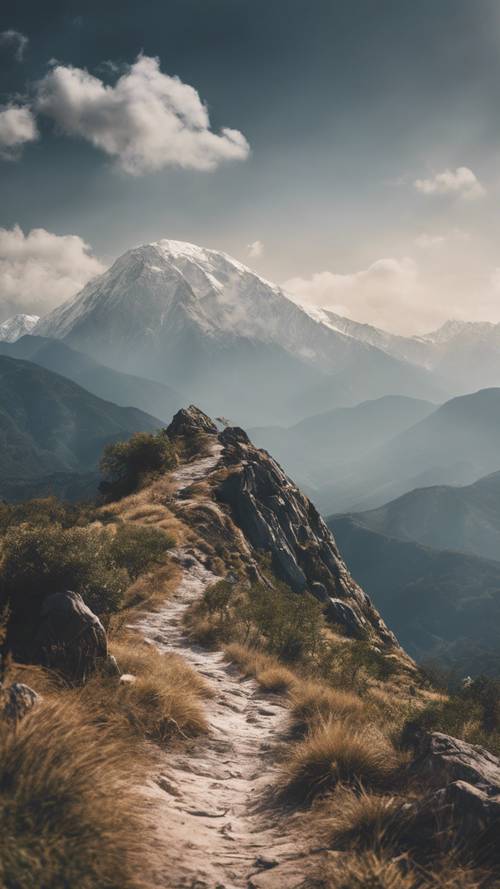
[[166, 406, 218, 439], [35, 590, 107, 681], [0, 682, 40, 722], [412, 732, 500, 845]]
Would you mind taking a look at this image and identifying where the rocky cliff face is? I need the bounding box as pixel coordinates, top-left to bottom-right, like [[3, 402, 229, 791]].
[[166, 406, 405, 654]]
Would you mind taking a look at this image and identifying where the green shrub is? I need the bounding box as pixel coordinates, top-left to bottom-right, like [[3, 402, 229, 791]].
[[99, 430, 176, 500], [243, 582, 324, 662], [0, 523, 127, 634], [203, 580, 234, 617], [0, 497, 93, 533], [108, 524, 174, 580]]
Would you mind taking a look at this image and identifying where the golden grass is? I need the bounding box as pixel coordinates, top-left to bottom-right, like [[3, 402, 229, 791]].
[[322, 853, 485, 889], [277, 719, 401, 805], [290, 681, 365, 733], [224, 643, 297, 693], [317, 787, 412, 854], [77, 638, 212, 745], [0, 697, 154, 889]]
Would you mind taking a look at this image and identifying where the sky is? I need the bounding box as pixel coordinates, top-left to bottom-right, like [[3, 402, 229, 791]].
[[1, 0, 500, 333]]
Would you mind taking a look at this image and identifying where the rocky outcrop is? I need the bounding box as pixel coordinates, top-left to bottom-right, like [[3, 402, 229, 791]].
[[216, 425, 400, 648], [167, 406, 219, 440], [168, 408, 402, 651], [412, 732, 500, 843], [0, 682, 40, 722], [35, 590, 107, 680]]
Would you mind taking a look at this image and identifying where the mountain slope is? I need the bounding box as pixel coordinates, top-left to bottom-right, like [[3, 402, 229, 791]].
[[329, 514, 500, 674], [251, 395, 436, 489], [35, 239, 445, 425], [350, 471, 500, 561], [317, 387, 500, 514], [0, 314, 39, 342], [0, 355, 161, 497], [0, 335, 181, 420]]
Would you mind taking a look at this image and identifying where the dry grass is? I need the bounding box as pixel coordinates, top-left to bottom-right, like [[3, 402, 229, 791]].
[[0, 697, 155, 889], [290, 681, 365, 734], [317, 788, 413, 854], [278, 720, 401, 805], [124, 559, 182, 611], [77, 638, 212, 745], [322, 853, 486, 889], [225, 643, 297, 694]]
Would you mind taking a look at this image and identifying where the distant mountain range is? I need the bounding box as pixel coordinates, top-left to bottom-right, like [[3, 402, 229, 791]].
[[250, 395, 436, 490], [0, 355, 161, 500], [329, 513, 500, 675], [320, 311, 500, 394], [33, 240, 445, 425], [0, 335, 180, 421], [347, 471, 500, 561]]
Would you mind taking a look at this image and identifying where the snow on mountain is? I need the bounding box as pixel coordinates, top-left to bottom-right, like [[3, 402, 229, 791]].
[[35, 239, 444, 424], [0, 314, 40, 342]]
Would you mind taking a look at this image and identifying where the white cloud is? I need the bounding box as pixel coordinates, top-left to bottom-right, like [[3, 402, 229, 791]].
[[0, 29, 28, 62], [415, 229, 470, 249], [0, 105, 38, 159], [0, 225, 105, 320], [35, 54, 250, 175], [284, 258, 421, 334], [414, 166, 485, 199], [246, 240, 264, 259]]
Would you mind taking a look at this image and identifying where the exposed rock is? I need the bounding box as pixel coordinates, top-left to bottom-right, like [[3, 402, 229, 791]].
[[119, 673, 137, 685], [166, 405, 218, 440], [412, 732, 500, 842], [102, 654, 121, 677], [413, 731, 500, 788], [0, 682, 40, 722], [326, 599, 368, 640], [216, 425, 400, 649], [35, 590, 107, 681]]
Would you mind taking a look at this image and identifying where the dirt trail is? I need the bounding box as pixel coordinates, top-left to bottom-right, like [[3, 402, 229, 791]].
[[136, 450, 310, 889]]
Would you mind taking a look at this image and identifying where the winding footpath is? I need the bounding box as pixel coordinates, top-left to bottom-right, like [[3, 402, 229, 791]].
[[136, 451, 311, 889]]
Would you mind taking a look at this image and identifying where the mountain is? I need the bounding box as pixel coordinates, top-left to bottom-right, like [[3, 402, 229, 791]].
[[318, 311, 500, 395], [329, 514, 500, 674], [0, 355, 161, 499], [0, 335, 181, 421], [35, 240, 445, 425], [0, 314, 39, 342], [316, 387, 500, 514], [348, 471, 500, 561], [250, 395, 436, 489]]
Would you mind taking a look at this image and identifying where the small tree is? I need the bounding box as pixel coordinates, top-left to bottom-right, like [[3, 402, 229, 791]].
[[99, 430, 176, 500]]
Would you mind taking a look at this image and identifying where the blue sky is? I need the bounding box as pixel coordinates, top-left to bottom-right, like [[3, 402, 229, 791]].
[[1, 0, 500, 332]]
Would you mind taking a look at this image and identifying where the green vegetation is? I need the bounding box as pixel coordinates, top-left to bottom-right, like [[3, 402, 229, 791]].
[[402, 676, 500, 755], [99, 430, 176, 500]]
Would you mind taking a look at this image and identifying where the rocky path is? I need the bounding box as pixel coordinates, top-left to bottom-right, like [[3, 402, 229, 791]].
[[136, 451, 310, 889]]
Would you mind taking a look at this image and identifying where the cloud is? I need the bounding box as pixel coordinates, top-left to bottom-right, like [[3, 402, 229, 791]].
[[246, 240, 263, 259], [414, 166, 485, 199], [35, 54, 250, 175], [0, 105, 38, 159], [0, 29, 28, 62], [0, 225, 105, 320], [415, 229, 470, 249], [284, 258, 421, 334]]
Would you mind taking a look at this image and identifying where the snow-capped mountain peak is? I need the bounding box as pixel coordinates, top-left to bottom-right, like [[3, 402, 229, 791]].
[[0, 314, 40, 343]]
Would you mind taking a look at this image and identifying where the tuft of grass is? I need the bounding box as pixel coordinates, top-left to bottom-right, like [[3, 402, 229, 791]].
[[322, 853, 485, 889], [318, 788, 412, 854], [225, 642, 297, 693], [290, 680, 365, 734], [278, 719, 401, 805], [78, 639, 212, 745], [256, 666, 297, 693], [0, 698, 154, 889]]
